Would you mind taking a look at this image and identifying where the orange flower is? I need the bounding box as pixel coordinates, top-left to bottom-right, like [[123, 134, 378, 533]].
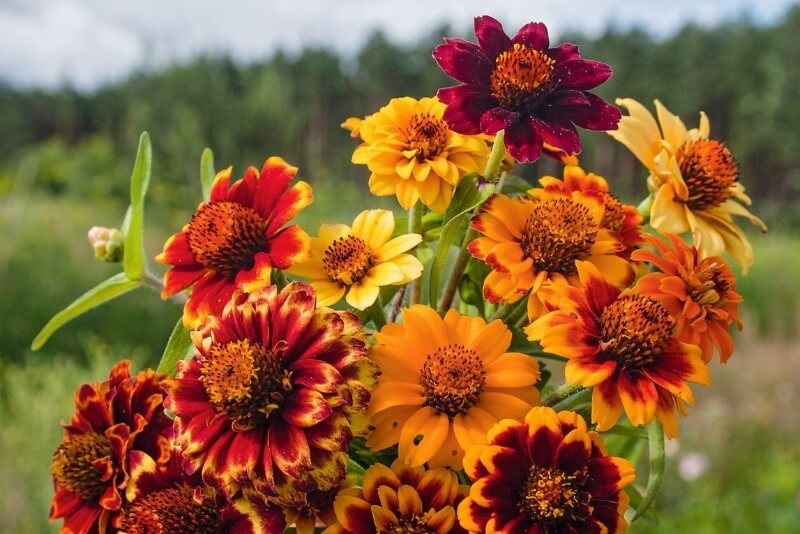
[[367, 306, 540, 469], [526, 261, 711, 437], [633, 233, 743, 363]]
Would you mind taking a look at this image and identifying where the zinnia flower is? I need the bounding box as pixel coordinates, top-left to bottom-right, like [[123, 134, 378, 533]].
[[458, 406, 635, 533], [345, 96, 490, 212], [287, 209, 423, 310], [526, 261, 711, 437], [323, 459, 469, 534], [367, 306, 540, 469], [608, 98, 766, 273], [280, 474, 355, 533], [633, 233, 743, 363], [157, 156, 312, 327], [121, 450, 286, 533], [468, 189, 634, 321], [433, 16, 621, 162], [166, 283, 375, 501], [50, 361, 171, 534]]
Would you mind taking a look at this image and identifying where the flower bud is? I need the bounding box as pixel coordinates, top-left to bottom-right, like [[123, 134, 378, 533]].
[[87, 226, 123, 263]]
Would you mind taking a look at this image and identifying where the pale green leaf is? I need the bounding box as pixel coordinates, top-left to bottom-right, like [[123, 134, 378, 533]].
[[123, 132, 152, 280], [157, 317, 195, 376], [200, 147, 215, 201]]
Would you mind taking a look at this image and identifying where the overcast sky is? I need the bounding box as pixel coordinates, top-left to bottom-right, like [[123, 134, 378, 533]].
[[0, 0, 794, 90]]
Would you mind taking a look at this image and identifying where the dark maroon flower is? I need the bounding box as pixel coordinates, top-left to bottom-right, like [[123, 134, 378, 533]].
[[433, 16, 621, 162]]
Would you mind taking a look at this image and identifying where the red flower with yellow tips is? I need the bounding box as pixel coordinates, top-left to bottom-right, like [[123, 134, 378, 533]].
[[457, 406, 635, 533], [633, 233, 743, 363], [526, 261, 711, 437], [157, 157, 312, 327], [50, 361, 171, 534], [323, 459, 469, 534], [166, 283, 375, 501]]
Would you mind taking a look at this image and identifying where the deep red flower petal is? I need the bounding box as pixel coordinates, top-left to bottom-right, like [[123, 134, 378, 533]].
[[504, 120, 542, 162], [474, 15, 512, 59], [531, 116, 581, 157], [549, 43, 580, 62], [183, 274, 237, 328], [234, 252, 273, 293], [439, 85, 497, 135], [282, 389, 334, 428], [512, 21, 549, 49], [546, 89, 591, 108], [291, 359, 344, 393], [268, 418, 312, 480], [270, 282, 316, 353], [432, 38, 493, 86], [265, 181, 313, 235], [267, 225, 310, 270], [564, 92, 621, 131], [480, 107, 521, 135], [252, 158, 297, 217], [162, 266, 205, 298], [157, 230, 197, 267], [557, 59, 614, 90]]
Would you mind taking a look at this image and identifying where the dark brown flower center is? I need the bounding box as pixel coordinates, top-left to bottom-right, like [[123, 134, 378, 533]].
[[323, 235, 374, 286], [200, 338, 291, 431], [599, 294, 675, 369], [121, 487, 221, 534], [51, 432, 112, 500], [403, 113, 449, 161], [521, 197, 598, 275], [420, 344, 486, 417], [186, 200, 266, 278], [522, 465, 588, 524], [491, 44, 556, 110], [384, 513, 437, 534], [676, 139, 738, 210], [600, 193, 626, 233]]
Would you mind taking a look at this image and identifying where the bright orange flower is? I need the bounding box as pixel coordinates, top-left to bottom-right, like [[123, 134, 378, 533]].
[[458, 407, 635, 533], [468, 189, 634, 320], [280, 475, 356, 534], [367, 306, 540, 469], [157, 157, 312, 327], [526, 261, 711, 437], [323, 459, 469, 534], [633, 233, 743, 363]]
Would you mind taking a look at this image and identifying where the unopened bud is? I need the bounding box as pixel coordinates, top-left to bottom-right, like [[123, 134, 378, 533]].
[[88, 226, 123, 263]]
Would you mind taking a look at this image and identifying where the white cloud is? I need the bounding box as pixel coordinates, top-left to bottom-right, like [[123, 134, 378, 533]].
[[0, 0, 793, 89]]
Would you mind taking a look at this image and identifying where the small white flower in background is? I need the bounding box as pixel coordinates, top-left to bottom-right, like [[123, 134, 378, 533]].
[[88, 226, 123, 262], [679, 452, 709, 481]]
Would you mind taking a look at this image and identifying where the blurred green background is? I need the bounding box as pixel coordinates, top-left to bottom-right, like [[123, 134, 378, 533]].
[[1, 7, 799, 533]]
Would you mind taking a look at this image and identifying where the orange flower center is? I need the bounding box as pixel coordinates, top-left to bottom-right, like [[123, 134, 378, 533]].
[[599, 294, 675, 369], [403, 113, 449, 161], [521, 198, 598, 275], [51, 432, 112, 500], [200, 338, 291, 431], [491, 43, 556, 109], [323, 236, 374, 286], [523, 465, 587, 523], [600, 193, 626, 233], [186, 201, 266, 278], [689, 260, 734, 310], [387, 512, 438, 533], [419, 344, 486, 417], [676, 139, 738, 210], [121, 487, 221, 534]]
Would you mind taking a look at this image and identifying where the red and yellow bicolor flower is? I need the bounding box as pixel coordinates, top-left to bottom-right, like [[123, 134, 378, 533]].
[[458, 406, 635, 533], [526, 261, 711, 437], [157, 156, 312, 327]]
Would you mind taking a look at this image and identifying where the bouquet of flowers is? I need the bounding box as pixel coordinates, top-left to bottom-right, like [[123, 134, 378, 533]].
[[38, 15, 766, 534]]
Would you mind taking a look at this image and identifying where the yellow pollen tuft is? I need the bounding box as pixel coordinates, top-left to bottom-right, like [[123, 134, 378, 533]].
[[689, 260, 732, 309], [323, 235, 374, 286], [186, 200, 266, 277], [523, 465, 587, 523], [676, 139, 738, 210], [520, 197, 598, 275], [600, 193, 626, 233], [121, 487, 221, 534], [491, 43, 556, 110], [599, 294, 675, 369], [419, 344, 486, 417], [402, 113, 449, 161], [200, 338, 291, 431], [51, 432, 112, 500]]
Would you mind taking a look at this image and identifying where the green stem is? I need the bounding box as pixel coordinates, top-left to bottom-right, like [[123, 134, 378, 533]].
[[489, 297, 526, 322], [483, 130, 506, 183], [408, 203, 423, 305], [542, 383, 586, 407], [632, 420, 666, 521], [367, 297, 387, 330], [141, 270, 187, 304]]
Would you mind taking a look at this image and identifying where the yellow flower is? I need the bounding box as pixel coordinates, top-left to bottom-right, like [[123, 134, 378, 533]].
[[609, 99, 766, 273], [287, 209, 423, 310], [367, 305, 540, 470], [345, 96, 490, 212]]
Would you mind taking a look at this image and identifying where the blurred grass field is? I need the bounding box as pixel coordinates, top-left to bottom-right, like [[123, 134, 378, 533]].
[[1, 195, 798, 532]]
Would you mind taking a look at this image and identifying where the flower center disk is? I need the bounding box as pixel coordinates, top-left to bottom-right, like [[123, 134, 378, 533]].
[[200, 338, 290, 431], [387, 514, 437, 533], [600, 193, 626, 233], [186, 200, 266, 277], [599, 294, 675, 369], [419, 344, 486, 417], [491, 43, 556, 110], [122, 487, 221, 534], [676, 139, 738, 210], [403, 113, 448, 161], [323, 235, 374, 286], [690, 260, 731, 308], [521, 197, 598, 275], [522, 465, 587, 524], [51, 432, 112, 500]]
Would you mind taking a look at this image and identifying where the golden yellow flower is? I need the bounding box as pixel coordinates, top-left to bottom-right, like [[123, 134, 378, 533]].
[[609, 98, 766, 273], [345, 96, 490, 212], [287, 209, 423, 310]]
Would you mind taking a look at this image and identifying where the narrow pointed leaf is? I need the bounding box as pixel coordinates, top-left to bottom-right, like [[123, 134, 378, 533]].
[[633, 420, 666, 521], [157, 317, 195, 376], [31, 273, 140, 350], [123, 132, 152, 280], [200, 147, 215, 201]]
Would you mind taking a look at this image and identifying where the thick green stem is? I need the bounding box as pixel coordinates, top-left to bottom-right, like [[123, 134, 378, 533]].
[[483, 130, 506, 183], [489, 297, 526, 322], [542, 383, 586, 407], [632, 420, 666, 521], [367, 297, 387, 330], [408, 203, 423, 305]]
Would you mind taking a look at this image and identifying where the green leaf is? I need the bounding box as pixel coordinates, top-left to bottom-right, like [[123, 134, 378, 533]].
[[200, 147, 216, 201], [31, 273, 140, 350], [123, 132, 153, 280], [157, 317, 195, 376], [499, 174, 532, 195], [428, 174, 494, 306], [633, 420, 666, 521], [347, 459, 365, 485]]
